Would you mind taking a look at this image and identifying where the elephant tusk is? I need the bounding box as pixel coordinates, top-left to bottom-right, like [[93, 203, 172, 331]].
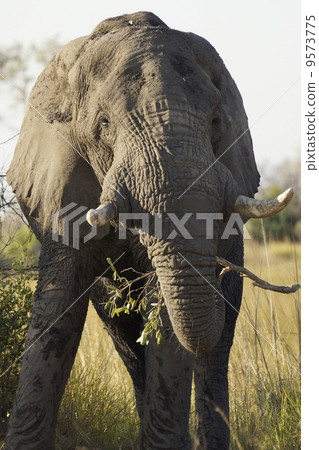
[[234, 187, 294, 218], [86, 203, 116, 227]]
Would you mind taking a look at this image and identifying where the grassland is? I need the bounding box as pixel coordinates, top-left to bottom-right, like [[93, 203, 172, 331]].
[[54, 236, 301, 449]]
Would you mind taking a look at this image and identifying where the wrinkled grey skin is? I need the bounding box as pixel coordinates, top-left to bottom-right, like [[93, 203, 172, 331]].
[[5, 12, 261, 449]]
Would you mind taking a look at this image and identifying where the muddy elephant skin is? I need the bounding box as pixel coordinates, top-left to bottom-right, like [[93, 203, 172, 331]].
[[5, 11, 266, 450]]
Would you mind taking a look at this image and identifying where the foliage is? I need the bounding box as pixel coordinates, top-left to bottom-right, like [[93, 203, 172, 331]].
[[248, 186, 300, 242], [0, 255, 37, 423], [0, 223, 40, 262], [105, 258, 163, 346]]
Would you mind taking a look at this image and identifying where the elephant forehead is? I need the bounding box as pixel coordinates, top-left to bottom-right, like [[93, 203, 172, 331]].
[[72, 30, 221, 122], [94, 27, 193, 60], [77, 28, 212, 87]]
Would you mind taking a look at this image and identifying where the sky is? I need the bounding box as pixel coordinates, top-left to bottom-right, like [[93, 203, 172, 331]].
[[0, 0, 300, 177]]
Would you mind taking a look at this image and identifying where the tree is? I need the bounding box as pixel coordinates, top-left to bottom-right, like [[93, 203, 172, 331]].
[[247, 158, 301, 241], [0, 37, 63, 99]]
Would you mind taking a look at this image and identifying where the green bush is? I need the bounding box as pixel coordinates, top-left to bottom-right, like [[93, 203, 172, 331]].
[[0, 224, 40, 262], [247, 185, 301, 242], [0, 257, 37, 425]]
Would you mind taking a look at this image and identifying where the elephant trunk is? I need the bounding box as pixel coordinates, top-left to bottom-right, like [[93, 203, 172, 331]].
[[88, 142, 235, 354], [149, 242, 225, 353], [86, 134, 294, 354]]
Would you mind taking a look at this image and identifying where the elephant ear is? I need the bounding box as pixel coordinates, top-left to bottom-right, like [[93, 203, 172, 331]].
[[189, 34, 260, 198], [215, 63, 260, 198], [6, 36, 101, 240]]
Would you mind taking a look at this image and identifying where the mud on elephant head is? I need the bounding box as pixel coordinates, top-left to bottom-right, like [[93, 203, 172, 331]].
[[7, 11, 293, 354]]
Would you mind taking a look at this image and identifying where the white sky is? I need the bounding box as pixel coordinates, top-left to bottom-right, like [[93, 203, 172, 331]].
[[0, 0, 300, 175]]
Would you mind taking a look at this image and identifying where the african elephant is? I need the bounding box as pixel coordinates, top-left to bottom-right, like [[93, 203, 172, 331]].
[[5, 11, 293, 449]]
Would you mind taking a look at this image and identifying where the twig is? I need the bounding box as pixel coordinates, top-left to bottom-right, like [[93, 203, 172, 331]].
[[0, 265, 38, 278], [216, 257, 301, 294], [0, 132, 19, 145]]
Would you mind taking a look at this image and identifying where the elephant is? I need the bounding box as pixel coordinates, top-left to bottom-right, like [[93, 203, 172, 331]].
[[5, 11, 294, 450]]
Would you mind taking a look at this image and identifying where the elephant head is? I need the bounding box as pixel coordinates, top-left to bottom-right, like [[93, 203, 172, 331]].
[[7, 12, 292, 354]]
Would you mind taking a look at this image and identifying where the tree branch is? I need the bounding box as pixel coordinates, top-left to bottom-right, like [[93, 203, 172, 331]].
[[216, 257, 301, 294], [0, 132, 19, 145]]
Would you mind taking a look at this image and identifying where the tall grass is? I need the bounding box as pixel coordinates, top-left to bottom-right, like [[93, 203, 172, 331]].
[[56, 363, 139, 449], [55, 236, 300, 449], [228, 233, 301, 449], [56, 306, 140, 450]]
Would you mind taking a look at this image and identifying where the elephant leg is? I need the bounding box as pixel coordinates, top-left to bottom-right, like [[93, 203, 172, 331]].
[[194, 241, 243, 450], [5, 238, 97, 450], [139, 307, 194, 450], [194, 335, 234, 450]]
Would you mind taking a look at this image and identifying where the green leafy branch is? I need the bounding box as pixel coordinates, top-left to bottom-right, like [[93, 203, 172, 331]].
[[104, 258, 163, 345]]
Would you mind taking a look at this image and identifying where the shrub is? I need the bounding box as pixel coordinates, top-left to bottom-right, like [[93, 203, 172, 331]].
[[0, 256, 37, 426]]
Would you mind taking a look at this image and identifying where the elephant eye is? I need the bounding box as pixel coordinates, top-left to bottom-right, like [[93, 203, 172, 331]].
[[212, 110, 221, 126], [94, 116, 111, 141], [100, 117, 110, 127], [211, 109, 223, 146]]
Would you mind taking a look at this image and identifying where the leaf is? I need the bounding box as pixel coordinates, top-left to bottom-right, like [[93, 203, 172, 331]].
[[156, 330, 162, 344], [128, 297, 136, 309], [111, 306, 126, 317], [106, 285, 117, 290], [136, 330, 149, 346], [103, 300, 112, 310]]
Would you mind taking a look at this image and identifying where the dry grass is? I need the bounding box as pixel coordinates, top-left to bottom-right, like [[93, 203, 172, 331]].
[[55, 236, 301, 449], [228, 236, 300, 449], [56, 305, 139, 449]]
